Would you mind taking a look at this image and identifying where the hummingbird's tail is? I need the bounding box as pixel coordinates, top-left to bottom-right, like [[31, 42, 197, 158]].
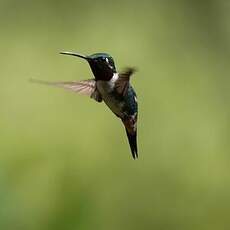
[[125, 128, 138, 159]]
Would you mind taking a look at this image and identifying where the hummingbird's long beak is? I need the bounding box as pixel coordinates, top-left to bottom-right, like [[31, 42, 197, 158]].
[[59, 51, 89, 60]]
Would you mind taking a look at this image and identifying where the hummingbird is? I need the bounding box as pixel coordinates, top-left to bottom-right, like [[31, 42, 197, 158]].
[[32, 52, 138, 159]]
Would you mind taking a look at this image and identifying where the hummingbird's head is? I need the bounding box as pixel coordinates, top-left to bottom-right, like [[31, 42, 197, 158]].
[[60, 51, 116, 80]]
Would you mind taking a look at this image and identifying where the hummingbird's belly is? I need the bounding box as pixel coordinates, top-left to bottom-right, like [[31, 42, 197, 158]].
[[96, 80, 124, 118]]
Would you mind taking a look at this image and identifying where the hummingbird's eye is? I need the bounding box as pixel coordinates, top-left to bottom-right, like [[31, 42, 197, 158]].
[[105, 58, 109, 63]]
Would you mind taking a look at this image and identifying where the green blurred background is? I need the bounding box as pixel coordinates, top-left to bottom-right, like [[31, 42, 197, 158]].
[[0, 0, 230, 229]]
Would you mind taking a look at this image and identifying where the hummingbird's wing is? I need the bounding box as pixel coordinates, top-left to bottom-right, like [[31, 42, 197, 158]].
[[115, 67, 136, 96], [30, 78, 102, 102]]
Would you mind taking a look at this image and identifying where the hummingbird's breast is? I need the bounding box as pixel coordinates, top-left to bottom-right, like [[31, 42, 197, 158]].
[[96, 73, 125, 117]]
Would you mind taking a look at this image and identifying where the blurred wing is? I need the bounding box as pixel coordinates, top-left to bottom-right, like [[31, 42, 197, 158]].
[[31, 78, 96, 97], [115, 67, 137, 96]]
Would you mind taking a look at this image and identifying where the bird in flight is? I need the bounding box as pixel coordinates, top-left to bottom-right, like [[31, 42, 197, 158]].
[[32, 52, 138, 159]]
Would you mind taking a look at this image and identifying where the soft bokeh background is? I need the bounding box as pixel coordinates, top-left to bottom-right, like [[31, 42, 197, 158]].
[[0, 0, 230, 229]]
